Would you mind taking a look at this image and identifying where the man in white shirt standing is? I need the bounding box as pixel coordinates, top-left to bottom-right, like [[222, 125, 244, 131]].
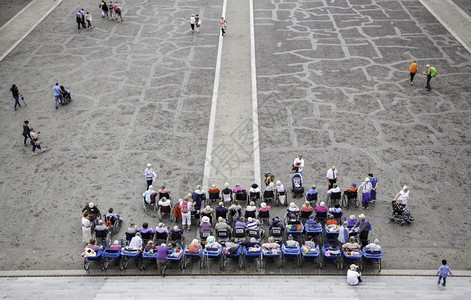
[[347, 264, 362, 286], [326, 166, 338, 190], [293, 155, 305, 175]]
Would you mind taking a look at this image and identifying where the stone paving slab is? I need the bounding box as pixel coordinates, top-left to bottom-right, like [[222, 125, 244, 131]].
[[0, 275, 470, 299], [0, 0, 470, 274], [0, 0, 33, 28]]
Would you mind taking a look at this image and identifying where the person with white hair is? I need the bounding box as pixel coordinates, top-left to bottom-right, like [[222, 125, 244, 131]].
[[81, 202, 101, 221], [265, 181, 275, 192], [275, 181, 285, 193], [347, 264, 362, 286], [244, 201, 257, 218], [365, 239, 381, 252], [358, 177, 373, 210], [81, 212, 92, 243], [156, 243, 168, 276], [128, 232, 143, 250], [142, 185, 156, 204], [205, 236, 222, 249], [394, 186, 410, 207], [423, 64, 436, 91], [246, 217, 261, 230], [215, 217, 232, 234], [109, 240, 122, 251], [221, 182, 232, 203], [353, 214, 371, 247], [288, 202, 300, 214], [144, 163, 156, 189]]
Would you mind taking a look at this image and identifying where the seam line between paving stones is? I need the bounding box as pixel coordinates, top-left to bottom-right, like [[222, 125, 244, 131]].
[[419, 0, 471, 54], [0, 0, 64, 62]]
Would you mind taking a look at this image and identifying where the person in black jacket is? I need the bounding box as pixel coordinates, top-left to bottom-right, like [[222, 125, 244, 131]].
[[22, 120, 31, 146]]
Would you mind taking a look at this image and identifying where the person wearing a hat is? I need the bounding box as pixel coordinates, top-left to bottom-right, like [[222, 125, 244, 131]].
[[353, 214, 371, 247], [200, 216, 212, 232], [205, 236, 222, 249], [144, 163, 156, 189], [142, 185, 156, 204], [249, 183, 261, 202], [347, 264, 362, 286], [358, 178, 373, 209]]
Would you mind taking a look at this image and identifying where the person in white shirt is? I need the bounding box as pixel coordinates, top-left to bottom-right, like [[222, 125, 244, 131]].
[[190, 14, 196, 33], [358, 178, 373, 210], [158, 197, 171, 207], [347, 264, 362, 285], [326, 166, 338, 189], [327, 184, 341, 195], [365, 239, 381, 252], [293, 155, 305, 175], [128, 232, 143, 250], [81, 212, 92, 243], [144, 163, 156, 189], [143, 185, 156, 204], [394, 186, 410, 206], [275, 181, 285, 193]]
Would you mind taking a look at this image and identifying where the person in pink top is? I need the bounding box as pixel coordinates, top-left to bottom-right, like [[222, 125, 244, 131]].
[[259, 202, 271, 212], [109, 240, 122, 251], [232, 184, 246, 193], [315, 201, 328, 213]]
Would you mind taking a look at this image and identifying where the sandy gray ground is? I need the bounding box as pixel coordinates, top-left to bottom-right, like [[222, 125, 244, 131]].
[[0, 0, 470, 274], [0, 0, 32, 27]]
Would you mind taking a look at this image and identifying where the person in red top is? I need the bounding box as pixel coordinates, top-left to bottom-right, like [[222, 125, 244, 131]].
[[409, 60, 418, 86], [300, 201, 313, 213], [326, 215, 338, 226]]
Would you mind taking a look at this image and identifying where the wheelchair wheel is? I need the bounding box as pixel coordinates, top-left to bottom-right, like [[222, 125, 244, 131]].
[[378, 259, 382, 272], [113, 220, 121, 234], [100, 258, 105, 271], [142, 198, 147, 212], [389, 216, 396, 222], [83, 258, 90, 271], [337, 261, 342, 270], [219, 256, 224, 271], [296, 254, 302, 267], [199, 257, 204, 269], [238, 255, 244, 269], [182, 255, 187, 269]]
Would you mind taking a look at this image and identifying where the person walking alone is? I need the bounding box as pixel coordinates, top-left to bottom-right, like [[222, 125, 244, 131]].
[[409, 60, 417, 85], [423, 64, 437, 91], [219, 17, 227, 36], [22, 120, 31, 146], [436, 259, 452, 288], [10, 84, 22, 110]]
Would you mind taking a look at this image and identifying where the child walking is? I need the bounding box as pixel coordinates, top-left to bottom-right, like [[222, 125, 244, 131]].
[[437, 259, 452, 288]]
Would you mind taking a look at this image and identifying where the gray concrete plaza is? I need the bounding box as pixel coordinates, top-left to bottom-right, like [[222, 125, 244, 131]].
[[0, 0, 470, 277]]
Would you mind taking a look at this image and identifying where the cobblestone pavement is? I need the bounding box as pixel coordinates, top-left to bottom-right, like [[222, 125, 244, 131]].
[[0, 0, 470, 272]]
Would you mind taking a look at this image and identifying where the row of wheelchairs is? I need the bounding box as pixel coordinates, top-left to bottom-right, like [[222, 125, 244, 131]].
[[201, 189, 291, 207]]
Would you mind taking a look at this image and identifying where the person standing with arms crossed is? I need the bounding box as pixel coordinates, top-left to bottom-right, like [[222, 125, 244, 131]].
[[409, 60, 417, 85]]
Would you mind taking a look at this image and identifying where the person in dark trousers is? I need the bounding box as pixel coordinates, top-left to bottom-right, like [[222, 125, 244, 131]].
[[29, 128, 45, 156], [409, 60, 417, 86], [100, 0, 109, 19], [22, 121, 31, 146], [10, 84, 22, 110], [80, 9, 87, 28], [423, 64, 436, 91], [76, 10, 84, 29]]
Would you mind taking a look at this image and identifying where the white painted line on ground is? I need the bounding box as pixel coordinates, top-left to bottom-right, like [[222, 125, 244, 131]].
[[202, 0, 227, 189], [0, 0, 64, 62], [418, 0, 471, 54], [0, 0, 37, 32], [250, 0, 261, 188]]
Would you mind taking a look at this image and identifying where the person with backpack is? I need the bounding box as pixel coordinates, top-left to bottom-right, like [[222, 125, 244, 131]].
[[113, 1, 122, 23], [424, 64, 437, 91], [180, 194, 193, 232]]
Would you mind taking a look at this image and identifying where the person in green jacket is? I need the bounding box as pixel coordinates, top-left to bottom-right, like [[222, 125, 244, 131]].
[[424, 64, 437, 91]]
